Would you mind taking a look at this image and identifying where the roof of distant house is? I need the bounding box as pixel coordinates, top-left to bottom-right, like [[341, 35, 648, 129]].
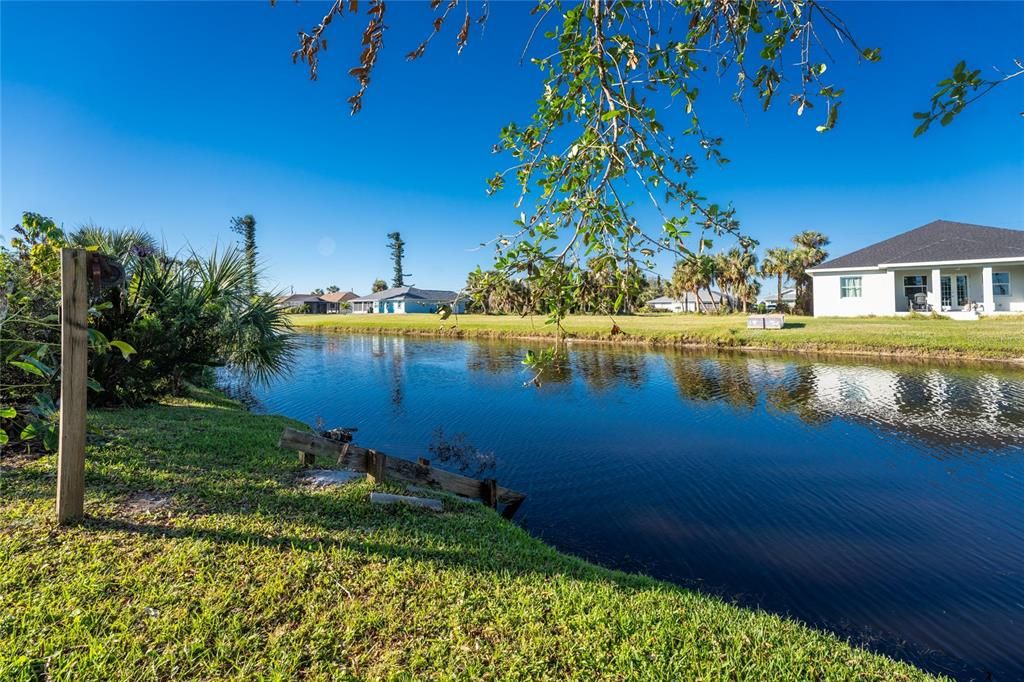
[[649, 290, 730, 304], [276, 293, 324, 304], [759, 288, 797, 303], [812, 220, 1024, 270], [352, 286, 459, 302], [320, 291, 360, 303]]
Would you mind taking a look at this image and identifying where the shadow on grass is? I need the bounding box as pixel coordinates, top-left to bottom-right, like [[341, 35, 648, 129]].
[[2, 402, 613, 583]]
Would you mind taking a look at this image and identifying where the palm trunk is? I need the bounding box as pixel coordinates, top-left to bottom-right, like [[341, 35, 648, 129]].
[[777, 273, 783, 311], [695, 288, 707, 313]]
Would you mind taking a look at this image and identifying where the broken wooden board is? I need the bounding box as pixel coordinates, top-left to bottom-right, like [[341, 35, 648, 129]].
[[279, 427, 527, 518]]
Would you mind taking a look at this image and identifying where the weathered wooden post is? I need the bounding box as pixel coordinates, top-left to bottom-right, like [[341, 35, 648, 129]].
[[366, 449, 386, 484], [481, 478, 498, 509], [57, 248, 88, 524]]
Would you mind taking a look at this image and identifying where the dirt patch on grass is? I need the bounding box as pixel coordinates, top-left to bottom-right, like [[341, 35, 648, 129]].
[[121, 491, 173, 516], [298, 469, 365, 489]]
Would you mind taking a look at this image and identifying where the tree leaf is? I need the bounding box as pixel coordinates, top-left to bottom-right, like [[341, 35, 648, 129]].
[[88, 328, 110, 349], [109, 340, 137, 360], [10, 360, 46, 378], [0, 430, 8, 445], [0, 407, 15, 419], [43, 426, 58, 452], [87, 377, 104, 393]]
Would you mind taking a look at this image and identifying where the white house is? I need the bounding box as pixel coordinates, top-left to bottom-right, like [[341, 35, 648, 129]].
[[648, 290, 733, 313], [808, 220, 1024, 317], [351, 286, 468, 314], [759, 287, 797, 311]]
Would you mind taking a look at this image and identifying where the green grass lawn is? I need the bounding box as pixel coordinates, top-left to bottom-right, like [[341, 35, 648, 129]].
[[290, 312, 1024, 361], [0, 390, 937, 680]]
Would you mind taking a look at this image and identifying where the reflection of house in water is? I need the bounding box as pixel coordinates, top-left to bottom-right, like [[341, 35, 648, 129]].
[[802, 364, 1024, 453], [662, 353, 1024, 452]]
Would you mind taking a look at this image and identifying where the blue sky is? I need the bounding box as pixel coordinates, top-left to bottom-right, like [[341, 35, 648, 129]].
[[2, 1, 1022, 295]]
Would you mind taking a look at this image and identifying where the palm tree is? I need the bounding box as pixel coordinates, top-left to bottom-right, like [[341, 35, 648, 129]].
[[713, 251, 734, 308], [761, 247, 793, 312], [789, 231, 830, 314], [716, 246, 760, 313], [671, 255, 714, 313], [70, 225, 157, 280], [734, 245, 760, 313]]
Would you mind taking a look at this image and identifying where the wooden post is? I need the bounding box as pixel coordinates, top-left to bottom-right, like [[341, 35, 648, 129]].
[[57, 248, 88, 525], [481, 478, 498, 509], [367, 449, 386, 485]]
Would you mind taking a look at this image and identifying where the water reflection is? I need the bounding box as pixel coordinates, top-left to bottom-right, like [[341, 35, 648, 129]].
[[266, 334, 1024, 454], [229, 334, 1024, 680]]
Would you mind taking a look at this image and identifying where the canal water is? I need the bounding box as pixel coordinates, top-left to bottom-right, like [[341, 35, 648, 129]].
[[227, 333, 1024, 680]]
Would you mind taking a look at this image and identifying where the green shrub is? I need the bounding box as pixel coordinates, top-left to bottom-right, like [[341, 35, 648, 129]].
[[1, 214, 296, 450]]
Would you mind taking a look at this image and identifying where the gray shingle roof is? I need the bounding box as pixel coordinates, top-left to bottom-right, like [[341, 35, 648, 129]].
[[812, 220, 1024, 270], [352, 286, 459, 302], [276, 294, 324, 304]]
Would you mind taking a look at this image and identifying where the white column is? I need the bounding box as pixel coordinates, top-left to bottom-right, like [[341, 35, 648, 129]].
[[929, 268, 941, 310], [884, 269, 896, 314], [982, 266, 994, 313]]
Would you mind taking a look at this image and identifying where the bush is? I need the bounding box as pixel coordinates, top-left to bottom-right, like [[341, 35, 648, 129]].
[[1, 214, 296, 450]]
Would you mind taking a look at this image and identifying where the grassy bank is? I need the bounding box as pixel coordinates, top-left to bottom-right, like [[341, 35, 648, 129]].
[[0, 391, 936, 680], [289, 313, 1024, 362]]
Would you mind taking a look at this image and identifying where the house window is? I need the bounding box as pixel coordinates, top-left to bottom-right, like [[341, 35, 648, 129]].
[[903, 275, 928, 301], [940, 277, 952, 307], [840, 276, 862, 298], [993, 272, 1010, 296]]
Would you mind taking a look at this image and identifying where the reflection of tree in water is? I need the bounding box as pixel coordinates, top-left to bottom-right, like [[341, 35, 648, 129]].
[[368, 336, 405, 414], [572, 347, 648, 392], [766, 365, 830, 426], [428, 428, 496, 477], [389, 352, 403, 413], [466, 343, 515, 375], [667, 355, 758, 410]]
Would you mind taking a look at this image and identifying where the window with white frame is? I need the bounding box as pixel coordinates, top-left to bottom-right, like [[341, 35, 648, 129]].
[[840, 276, 862, 298], [903, 275, 928, 301], [993, 272, 1010, 296]]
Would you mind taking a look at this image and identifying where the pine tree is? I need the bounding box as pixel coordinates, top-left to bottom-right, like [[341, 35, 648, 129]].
[[230, 214, 258, 296], [387, 232, 409, 288]]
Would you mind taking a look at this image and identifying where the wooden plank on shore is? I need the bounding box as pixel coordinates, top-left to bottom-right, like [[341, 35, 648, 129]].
[[279, 428, 368, 470], [278, 427, 526, 507]]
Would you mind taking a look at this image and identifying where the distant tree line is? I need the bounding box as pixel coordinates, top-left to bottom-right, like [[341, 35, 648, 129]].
[[462, 231, 829, 316]]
